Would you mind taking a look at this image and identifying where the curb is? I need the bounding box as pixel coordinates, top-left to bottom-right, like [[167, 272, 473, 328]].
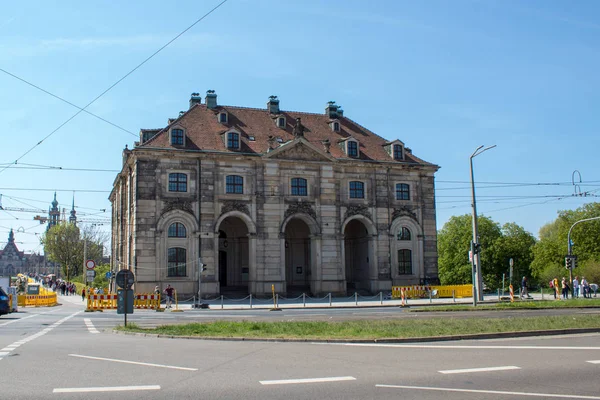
[[112, 327, 600, 344]]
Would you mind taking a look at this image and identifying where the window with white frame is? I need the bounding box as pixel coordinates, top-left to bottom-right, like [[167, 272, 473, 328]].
[[219, 112, 228, 123], [167, 247, 186, 277], [277, 117, 286, 128], [349, 181, 364, 199]]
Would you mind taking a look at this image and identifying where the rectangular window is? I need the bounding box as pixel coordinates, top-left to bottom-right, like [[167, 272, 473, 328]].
[[398, 249, 412, 275], [347, 141, 358, 157], [226, 175, 244, 194], [171, 129, 184, 145], [278, 118, 285, 128], [393, 144, 403, 160], [168, 173, 187, 192], [349, 181, 364, 199], [220, 113, 227, 123], [396, 183, 410, 200], [168, 247, 186, 277], [291, 178, 308, 196], [227, 132, 239, 149]]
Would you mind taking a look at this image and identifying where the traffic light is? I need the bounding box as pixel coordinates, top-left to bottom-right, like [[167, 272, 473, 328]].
[[573, 257, 578, 269], [565, 257, 572, 269]]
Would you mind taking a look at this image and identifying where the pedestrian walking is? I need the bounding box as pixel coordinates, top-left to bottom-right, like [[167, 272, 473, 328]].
[[561, 278, 569, 300], [552, 277, 559, 299], [164, 285, 174, 308], [573, 276, 580, 298], [81, 287, 86, 302], [520, 276, 529, 299]]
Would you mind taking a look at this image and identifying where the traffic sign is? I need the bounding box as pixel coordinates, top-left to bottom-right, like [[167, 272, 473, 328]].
[[105, 271, 112, 279], [115, 270, 135, 289], [117, 289, 134, 314], [85, 259, 96, 270], [86, 270, 96, 280]]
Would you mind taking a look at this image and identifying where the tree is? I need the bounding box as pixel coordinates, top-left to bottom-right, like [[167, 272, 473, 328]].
[[42, 223, 107, 280], [438, 215, 536, 289]]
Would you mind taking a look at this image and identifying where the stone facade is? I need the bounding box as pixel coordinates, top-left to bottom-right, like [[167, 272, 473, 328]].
[[110, 93, 439, 297]]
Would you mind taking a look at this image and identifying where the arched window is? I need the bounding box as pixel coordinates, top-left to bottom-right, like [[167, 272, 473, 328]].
[[168, 223, 187, 238], [168, 247, 186, 277], [291, 177, 308, 196], [397, 227, 411, 241], [168, 173, 187, 192], [349, 181, 364, 199], [227, 132, 239, 149], [396, 183, 410, 200], [226, 175, 244, 194], [398, 249, 412, 275]]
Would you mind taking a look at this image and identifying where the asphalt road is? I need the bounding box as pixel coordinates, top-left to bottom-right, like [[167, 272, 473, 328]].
[[2, 297, 600, 399]]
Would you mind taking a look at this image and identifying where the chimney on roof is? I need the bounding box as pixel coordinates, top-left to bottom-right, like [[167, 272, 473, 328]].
[[325, 101, 339, 119], [267, 95, 280, 114], [205, 90, 217, 109], [189, 92, 202, 109]]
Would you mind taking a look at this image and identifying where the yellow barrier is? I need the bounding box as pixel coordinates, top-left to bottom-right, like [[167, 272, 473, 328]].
[[16, 293, 58, 307], [392, 285, 473, 299], [86, 293, 160, 311]]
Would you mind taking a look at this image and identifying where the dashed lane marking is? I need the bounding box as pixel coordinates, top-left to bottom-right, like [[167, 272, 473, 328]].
[[260, 376, 356, 385], [68, 354, 198, 371], [84, 318, 99, 334], [375, 384, 600, 399], [0, 313, 39, 327], [53, 385, 161, 393], [587, 360, 600, 364], [0, 311, 81, 361], [439, 366, 521, 374]]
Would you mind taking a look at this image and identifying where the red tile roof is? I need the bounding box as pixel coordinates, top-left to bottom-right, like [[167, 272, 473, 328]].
[[139, 103, 436, 166]]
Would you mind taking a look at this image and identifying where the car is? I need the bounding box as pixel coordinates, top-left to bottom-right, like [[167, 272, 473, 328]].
[[0, 287, 10, 316]]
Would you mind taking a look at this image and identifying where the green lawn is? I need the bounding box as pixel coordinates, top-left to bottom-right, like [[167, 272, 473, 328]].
[[116, 315, 600, 340], [413, 298, 600, 312]]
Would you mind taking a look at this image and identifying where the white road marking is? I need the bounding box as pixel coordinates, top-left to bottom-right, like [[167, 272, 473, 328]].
[[439, 365, 521, 374], [283, 314, 326, 317], [68, 354, 198, 371], [260, 376, 356, 385], [0, 311, 80, 361], [0, 313, 39, 326], [317, 343, 600, 351], [587, 360, 600, 364], [53, 385, 161, 393], [376, 384, 600, 399], [84, 318, 99, 334], [0, 351, 9, 357]]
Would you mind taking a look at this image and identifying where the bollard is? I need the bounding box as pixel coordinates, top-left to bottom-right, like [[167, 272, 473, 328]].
[[498, 288, 501, 301], [509, 284, 514, 303], [452, 290, 455, 303], [329, 293, 332, 307], [276, 293, 279, 308], [541, 288, 544, 301], [221, 295, 224, 309], [401, 288, 406, 307], [250, 293, 253, 309], [429, 290, 432, 304], [380, 291, 383, 305], [172, 289, 183, 312], [303, 293, 306, 307], [355, 292, 358, 306]]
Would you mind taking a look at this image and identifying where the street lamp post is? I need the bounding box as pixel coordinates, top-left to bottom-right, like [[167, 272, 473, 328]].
[[470, 144, 496, 304], [567, 216, 600, 293]]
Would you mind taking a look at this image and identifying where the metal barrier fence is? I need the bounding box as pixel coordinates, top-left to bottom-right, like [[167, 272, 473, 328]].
[[391, 285, 473, 299], [86, 293, 160, 311], [17, 293, 58, 307]]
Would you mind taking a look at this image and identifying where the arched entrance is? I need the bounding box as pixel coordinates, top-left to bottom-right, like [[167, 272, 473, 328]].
[[284, 218, 311, 292], [344, 219, 372, 292], [217, 216, 249, 294]]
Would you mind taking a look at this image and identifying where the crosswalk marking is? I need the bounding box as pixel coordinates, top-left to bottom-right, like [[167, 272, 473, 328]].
[[84, 318, 99, 334]]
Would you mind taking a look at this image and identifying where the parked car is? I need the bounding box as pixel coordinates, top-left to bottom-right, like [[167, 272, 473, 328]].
[[0, 287, 10, 316]]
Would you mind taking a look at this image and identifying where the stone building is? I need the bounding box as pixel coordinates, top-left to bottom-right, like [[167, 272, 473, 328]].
[[0, 229, 28, 276], [110, 92, 439, 297]]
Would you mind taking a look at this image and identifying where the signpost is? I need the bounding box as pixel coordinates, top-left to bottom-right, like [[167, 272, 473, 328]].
[[115, 270, 135, 326]]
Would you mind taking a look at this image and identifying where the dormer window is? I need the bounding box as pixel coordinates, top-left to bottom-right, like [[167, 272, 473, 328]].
[[276, 137, 284, 143], [277, 117, 286, 128], [347, 140, 359, 158], [393, 144, 403, 160], [219, 112, 228, 124], [330, 120, 340, 132], [171, 128, 184, 146], [227, 132, 240, 149]]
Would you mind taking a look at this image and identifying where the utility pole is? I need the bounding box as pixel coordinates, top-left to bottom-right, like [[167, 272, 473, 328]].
[[470, 144, 496, 303], [83, 237, 87, 287], [567, 216, 600, 292]]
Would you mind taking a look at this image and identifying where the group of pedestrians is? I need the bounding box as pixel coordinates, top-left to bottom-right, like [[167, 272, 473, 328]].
[[550, 276, 597, 299]]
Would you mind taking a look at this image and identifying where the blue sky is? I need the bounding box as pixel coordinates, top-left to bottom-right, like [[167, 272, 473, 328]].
[[1, 0, 599, 253]]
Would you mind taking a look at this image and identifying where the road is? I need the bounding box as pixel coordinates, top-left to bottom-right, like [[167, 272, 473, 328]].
[[1, 296, 599, 399]]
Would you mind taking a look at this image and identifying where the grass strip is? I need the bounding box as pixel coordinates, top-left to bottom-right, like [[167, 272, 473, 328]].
[[412, 298, 600, 312], [116, 315, 600, 340]]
